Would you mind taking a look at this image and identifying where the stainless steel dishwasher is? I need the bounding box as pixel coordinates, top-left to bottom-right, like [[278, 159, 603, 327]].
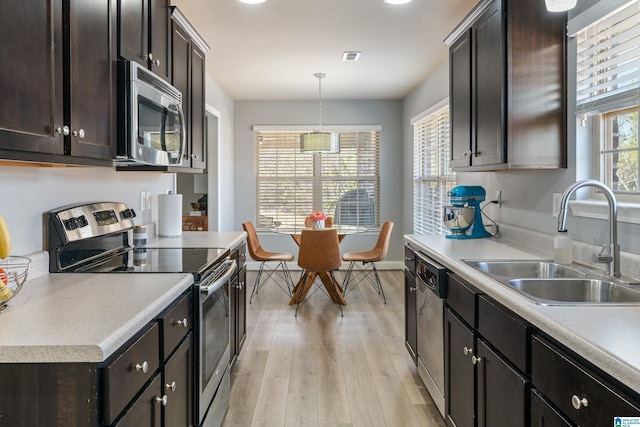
[[415, 252, 447, 418]]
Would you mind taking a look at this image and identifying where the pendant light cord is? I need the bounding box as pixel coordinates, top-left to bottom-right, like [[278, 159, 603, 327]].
[[314, 72, 326, 131]]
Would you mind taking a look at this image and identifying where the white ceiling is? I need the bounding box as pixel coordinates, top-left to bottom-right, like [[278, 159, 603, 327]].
[[171, 0, 479, 101]]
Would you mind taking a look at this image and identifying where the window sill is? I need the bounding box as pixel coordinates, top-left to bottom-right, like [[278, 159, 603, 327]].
[[569, 200, 640, 225]]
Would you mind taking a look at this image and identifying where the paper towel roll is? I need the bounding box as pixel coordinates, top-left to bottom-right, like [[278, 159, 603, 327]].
[[158, 193, 183, 237]]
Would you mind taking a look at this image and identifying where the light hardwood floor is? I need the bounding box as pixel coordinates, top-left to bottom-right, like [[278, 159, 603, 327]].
[[222, 269, 446, 427]]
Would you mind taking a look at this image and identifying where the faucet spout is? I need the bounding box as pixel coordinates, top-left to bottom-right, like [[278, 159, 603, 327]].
[[557, 179, 620, 277]]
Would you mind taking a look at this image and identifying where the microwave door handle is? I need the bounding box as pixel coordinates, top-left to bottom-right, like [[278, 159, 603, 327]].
[[160, 109, 168, 151]]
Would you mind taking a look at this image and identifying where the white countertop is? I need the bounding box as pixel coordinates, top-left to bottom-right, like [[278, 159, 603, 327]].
[[404, 233, 640, 395], [145, 231, 246, 249], [0, 272, 193, 363]]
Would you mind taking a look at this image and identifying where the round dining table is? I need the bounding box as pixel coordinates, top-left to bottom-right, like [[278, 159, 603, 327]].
[[270, 224, 367, 305]]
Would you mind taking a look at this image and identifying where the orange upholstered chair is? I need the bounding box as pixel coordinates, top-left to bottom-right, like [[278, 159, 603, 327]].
[[243, 221, 295, 303], [341, 221, 393, 303], [295, 228, 343, 316], [304, 216, 333, 228]]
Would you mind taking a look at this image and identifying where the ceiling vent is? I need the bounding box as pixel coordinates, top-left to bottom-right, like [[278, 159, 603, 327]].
[[342, 51, 361, 62]]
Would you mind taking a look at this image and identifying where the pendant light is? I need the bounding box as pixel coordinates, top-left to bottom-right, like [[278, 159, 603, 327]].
[[545, 0, 577, 12], [300, 73, 340, 154]]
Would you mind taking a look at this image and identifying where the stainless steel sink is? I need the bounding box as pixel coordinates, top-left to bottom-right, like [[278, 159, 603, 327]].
[[465, 260, 586, 279], [507, 278, 640, 305], [463, 259, 640, 305]]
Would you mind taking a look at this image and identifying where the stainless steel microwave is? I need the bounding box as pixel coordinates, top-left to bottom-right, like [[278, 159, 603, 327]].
[[115, 61, 185, 167]]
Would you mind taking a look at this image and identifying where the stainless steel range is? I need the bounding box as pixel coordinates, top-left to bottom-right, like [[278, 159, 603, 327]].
[[47, 201, 235, 427]]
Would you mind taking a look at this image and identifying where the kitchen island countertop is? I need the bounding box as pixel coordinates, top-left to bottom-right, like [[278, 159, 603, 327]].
[[144, 230, 246, 249], [405, 233, 640, 396]]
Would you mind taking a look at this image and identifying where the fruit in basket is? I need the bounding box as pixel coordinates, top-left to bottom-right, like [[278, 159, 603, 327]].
[[0, 215, 10, 259], [0, 269, 11, 300], [0, 268, 7, 285]]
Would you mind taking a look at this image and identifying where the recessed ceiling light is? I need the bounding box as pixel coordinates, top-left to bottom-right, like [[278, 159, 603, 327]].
[[238, 0, 266, 4], [384, 0, 412, 4], [342, 51, 361, 62]]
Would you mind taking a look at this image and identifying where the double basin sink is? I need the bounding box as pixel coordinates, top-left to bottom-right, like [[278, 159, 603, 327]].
[[464, 259, 640, 305]]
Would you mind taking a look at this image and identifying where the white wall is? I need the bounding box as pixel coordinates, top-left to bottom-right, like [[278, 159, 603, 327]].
[[233, 99, 404, 264]]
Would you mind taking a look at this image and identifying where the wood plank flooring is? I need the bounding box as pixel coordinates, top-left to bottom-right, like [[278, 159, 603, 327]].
[[222, 269, 445, 427]]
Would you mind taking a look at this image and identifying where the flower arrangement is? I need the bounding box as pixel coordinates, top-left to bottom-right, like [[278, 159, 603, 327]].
[[309, 210, 327, 221]]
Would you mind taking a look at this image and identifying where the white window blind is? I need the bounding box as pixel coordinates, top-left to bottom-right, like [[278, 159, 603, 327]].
[[412, 100, 455, 235], [254, 129, 380, 229], [572, 0, 640, 117]]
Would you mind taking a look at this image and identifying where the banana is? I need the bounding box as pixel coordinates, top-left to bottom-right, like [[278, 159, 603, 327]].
[[0, 215, 11, 259]]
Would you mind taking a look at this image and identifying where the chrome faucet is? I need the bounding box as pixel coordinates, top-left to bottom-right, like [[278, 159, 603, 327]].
[[557, 179, 620, 277]]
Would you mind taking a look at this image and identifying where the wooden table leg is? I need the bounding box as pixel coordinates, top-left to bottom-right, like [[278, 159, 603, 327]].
[[318, 272, 347, 305], [289, 272, 317, 305], [289, 271, 347, 305]]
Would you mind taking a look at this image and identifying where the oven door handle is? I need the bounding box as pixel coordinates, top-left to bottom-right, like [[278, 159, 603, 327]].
[[199, 259, 236, 295]]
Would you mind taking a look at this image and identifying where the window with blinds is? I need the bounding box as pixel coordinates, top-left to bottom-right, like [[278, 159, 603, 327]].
[[572, 0, 640, 117], [254, 129, 380, 229], [412, 100, 455, 235]]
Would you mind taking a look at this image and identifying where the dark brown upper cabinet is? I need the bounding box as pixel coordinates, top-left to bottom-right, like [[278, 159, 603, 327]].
[[447, 0, 567, 171], [0, 0, 116, 167], [119, 0, 172, 82]]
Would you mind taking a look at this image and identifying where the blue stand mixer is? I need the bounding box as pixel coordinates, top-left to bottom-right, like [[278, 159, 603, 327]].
[[443, 186, 492, 239]]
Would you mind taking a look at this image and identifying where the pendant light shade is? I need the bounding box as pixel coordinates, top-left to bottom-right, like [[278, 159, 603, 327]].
[[300, 73, 340, 154], [545, 0, 577, 12]]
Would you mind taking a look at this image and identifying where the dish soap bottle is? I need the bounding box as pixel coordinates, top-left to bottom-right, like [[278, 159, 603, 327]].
[[553, 230, 573, 264]]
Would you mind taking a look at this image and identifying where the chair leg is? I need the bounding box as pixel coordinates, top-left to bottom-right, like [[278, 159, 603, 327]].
[[250, 260, 294, 303], [370, 263, 386, 304], [341, 261, 386, 303], [249, 261, 267, 304], [329, 271, 344, 317], [342, 261, 356, 294]]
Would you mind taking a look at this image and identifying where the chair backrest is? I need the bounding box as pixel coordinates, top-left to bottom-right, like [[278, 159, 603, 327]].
[[371, 221, 394, 262], [242, 221, 263, 260], [304, 216, 333, 228], [297, 229, 341, 272]]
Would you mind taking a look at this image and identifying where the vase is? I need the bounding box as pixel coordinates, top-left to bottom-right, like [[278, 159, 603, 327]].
[[311, 219, 325, 230]]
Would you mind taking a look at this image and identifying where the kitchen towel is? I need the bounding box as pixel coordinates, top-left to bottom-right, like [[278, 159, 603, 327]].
[[158, 193, 182, 237]]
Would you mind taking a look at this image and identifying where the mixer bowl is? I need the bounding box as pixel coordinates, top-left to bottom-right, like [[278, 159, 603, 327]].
[[443, 206, 475, 233]]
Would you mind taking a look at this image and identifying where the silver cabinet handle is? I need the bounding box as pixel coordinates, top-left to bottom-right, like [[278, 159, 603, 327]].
[[56, 126, 70, 136], [135, 361, 149, 373], [175, 318, 188, 328], [409, 286, 416, 292], [237, 281, 244, 289], [471, 356, 482, 365], [156, 395, 168, 406], [165, 381, 177, 392], [72, 129, 85, 138], [154, 59, 160, 66], [463, 346, 473, 355], [147, 53, 153, 60], [571, 395, 588, 409]]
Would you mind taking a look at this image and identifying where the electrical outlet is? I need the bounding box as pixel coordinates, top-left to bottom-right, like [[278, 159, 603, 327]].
[[552, 193, 562, 217], [495, 190, 502, 208], [140, 191, 151, 211]]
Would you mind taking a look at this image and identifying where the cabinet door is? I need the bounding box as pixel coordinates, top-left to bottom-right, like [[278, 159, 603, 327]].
[[530, 388, 574, 427], [449, 29, 472, 169], [445, 308, 475, 427], [476, 339, 527, 427], [0, 0, 64, 156], [119, 0, 148, 67], [229, 273, 238, 364], [237, 265, 247, 355], [68, 0, 115, 161], [171, 22, 192, 167], [163, 334, 193, 427], [190, 43, 206, 170], [149, 0, 171, 81], [113, 373, 163, 427], [404, 268, 417, 363], [471, 0, 505, 168]]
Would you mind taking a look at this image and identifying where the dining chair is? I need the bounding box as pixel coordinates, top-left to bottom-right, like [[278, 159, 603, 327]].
[[304, 216, 333, 228], [295, 228, 343, 316], [341, 220, 394, 303], [242, 221, 295, 303]]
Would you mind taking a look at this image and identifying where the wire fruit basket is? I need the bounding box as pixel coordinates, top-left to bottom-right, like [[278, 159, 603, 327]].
[[0, 256, 31, 312]]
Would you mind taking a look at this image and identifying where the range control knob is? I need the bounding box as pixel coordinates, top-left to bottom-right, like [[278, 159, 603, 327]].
[[64, 217, 79, 231], [77, 215, 89, 228], [121, 208, 137, 219]]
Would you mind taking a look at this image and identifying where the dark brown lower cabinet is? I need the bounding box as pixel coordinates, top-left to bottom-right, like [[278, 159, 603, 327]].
[[113, 374, 163, 427], [476, 339, 527, 427], [444, 308, 475, 427], [404, 267, 417, 363], [163, 333, 193, 426], [530, 388, 574, 427]]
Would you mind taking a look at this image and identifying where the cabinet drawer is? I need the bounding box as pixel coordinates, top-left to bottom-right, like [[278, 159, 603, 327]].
[[159, 291, 192, 361], [102, 323, 160, 425], [531, 335, 640, 425], [445, 273, 477, 328], [404, 245, 416, 274], [477, 295, 528, 373]]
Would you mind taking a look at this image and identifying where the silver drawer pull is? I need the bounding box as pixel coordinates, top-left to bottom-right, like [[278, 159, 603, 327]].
[[409, 286, 416, 292], [463, 346, 473, 355], [165, 381, 177, 392], [237, 281, 244, 290], [471, 356, 482, 365], [571, 395, 588, 409], [175, 318, 188, 328], [135, 361, 149, 373], [156, 395, 168, 406]]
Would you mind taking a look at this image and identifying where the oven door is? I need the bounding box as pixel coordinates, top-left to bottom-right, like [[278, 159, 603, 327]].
[[197, 259, 235, 425]]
